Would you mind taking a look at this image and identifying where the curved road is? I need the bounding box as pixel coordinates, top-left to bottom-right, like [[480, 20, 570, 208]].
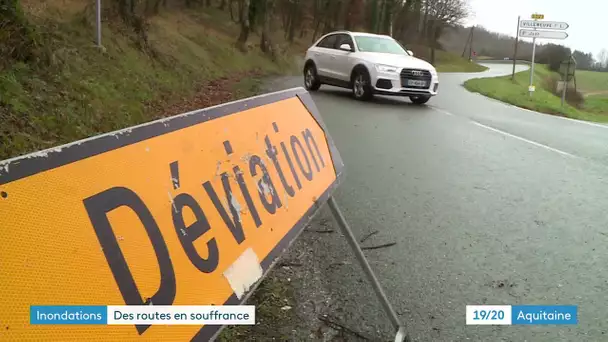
[[267, 63, 608, 341]]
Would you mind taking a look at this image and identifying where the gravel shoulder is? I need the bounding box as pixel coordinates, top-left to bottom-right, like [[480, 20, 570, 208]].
[[219, 205, 397, 342]]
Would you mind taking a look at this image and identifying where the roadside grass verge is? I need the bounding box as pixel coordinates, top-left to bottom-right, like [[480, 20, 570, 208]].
[[0, 3, 295, 160], [464, 64, 608, 122], [435, 51, 488, 73], [406, 44, 488, 73], [217, 276, 296, 341], [576, 69, 608, 94], [583, 95, 608, 114]]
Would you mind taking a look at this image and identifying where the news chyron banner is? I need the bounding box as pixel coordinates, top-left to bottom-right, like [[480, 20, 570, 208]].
[[0, 87, 344, 341]]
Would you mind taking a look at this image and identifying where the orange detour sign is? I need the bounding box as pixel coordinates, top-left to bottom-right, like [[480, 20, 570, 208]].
[[0, 87, 344, 341]]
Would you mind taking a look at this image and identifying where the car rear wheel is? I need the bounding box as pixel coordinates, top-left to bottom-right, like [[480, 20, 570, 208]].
[[410, 95, 430, 105], [304, 64, 321, 91]]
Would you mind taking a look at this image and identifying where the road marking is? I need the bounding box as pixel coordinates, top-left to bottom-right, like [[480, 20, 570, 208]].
[[471, 121, 577, 158], [530, 109, 608, 130], [431, 107, 454, 116]]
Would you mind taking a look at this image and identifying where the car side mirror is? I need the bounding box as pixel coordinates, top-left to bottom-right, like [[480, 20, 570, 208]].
[[339, 44, 352, 52], [407, 50, 414, 56]]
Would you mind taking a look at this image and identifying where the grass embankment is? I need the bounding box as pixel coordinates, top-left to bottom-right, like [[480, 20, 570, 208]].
[[408, 44, 488, 72], [464, 64, 608, 122], [1, 1, 299, 160], [434, 51, 488, 73], [2, 2, 300, 339]]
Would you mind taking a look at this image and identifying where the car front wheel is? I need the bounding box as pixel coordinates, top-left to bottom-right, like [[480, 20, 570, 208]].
[[352, 70, 373, 101], [410, 95, 431, 105], [304, 64, 321, 91]]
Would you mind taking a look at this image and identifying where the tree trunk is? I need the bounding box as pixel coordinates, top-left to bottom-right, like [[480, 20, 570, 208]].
[[129, 0, 135, 18], [312, 17, 322, 42], [329, 0, 341, 32], [430, 22, 442, 65], [383, 0, 393, 35], [283, 1, 291, 39], [206, 0, 212, 6], [411, 0, 421, 40], [287, 0, 299, 42], [398, 0, 412, 41], [319, 0, 332, 34], [377, 0, 385, 34], [238, 0, 245, 22], [421, 1, 430, 42], [146, 0, 162, 14], [369, 0, 378, 32], [344, 0, 352, 30], [229, 0, 237, 21], [236, 0, 251, 51], [260, 0, 275, 59], [219, 0, 226, 9]]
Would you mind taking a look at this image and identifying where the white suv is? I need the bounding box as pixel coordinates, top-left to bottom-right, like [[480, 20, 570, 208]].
[[303, 31, 439, 104]]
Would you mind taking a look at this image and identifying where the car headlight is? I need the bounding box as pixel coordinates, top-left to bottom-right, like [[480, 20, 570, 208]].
[[375, 64, 399, 73], [430, 68, 438, 77]]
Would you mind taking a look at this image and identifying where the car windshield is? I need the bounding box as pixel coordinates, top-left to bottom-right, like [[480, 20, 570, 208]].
[[354, 36, 408, 55]]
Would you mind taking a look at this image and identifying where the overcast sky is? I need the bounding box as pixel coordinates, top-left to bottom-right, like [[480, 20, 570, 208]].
[[465, 0, 605, 58]]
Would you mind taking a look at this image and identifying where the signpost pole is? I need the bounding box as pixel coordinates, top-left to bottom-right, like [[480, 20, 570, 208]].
[[528, 14, 539, 97], [327, 196, 408, 342], [96, 0, 102, 47], [512, 16, 520, 80], [529, 37, 536, 96]]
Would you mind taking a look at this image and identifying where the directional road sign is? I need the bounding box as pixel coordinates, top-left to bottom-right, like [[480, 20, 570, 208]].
[[520, 20, 569, 30], [519, 29, 568, 40], [531, 13, 544, 19]]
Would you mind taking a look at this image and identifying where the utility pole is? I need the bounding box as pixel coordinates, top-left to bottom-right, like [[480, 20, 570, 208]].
[[511, 16, 520, 80], [462, 26, 473, 58], [468, 26, 475, 60], [96, 0, 102, 47]]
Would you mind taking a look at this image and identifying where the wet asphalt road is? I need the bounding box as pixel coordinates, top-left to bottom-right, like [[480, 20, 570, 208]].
[[267, 64, 608, 341]]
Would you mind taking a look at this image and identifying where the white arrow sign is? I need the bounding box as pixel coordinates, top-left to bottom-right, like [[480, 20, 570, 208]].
[[520, 20, 569, 30], [519, 29, 568, 40]]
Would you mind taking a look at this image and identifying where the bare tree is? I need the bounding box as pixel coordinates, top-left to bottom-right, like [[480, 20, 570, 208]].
[[424, 0, 469, 63], [597, 49, 608, 69]]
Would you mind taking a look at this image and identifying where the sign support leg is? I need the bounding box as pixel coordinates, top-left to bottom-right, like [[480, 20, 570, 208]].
[[327, 196, 408, 342]]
